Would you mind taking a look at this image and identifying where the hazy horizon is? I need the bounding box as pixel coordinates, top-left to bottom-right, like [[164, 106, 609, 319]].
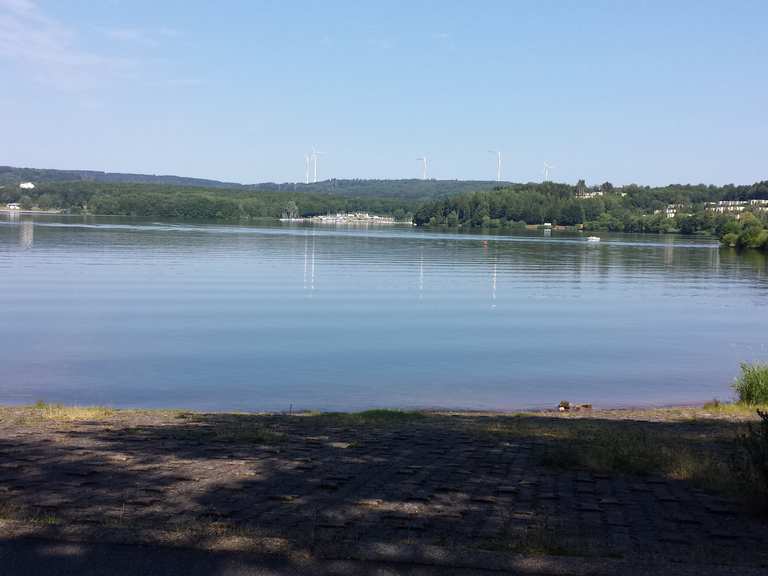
[[1, 1, 766, 186]]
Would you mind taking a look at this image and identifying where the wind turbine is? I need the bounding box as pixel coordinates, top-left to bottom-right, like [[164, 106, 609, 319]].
[[311, 146, 325, 183], [304, 154, 311, 184], [543, 162, 555, 182], [489, 150, 502, 182], [417, 156, 428, 180]]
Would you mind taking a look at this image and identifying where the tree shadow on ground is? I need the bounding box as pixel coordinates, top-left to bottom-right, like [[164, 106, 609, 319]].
[[1, 411, 767, 573]]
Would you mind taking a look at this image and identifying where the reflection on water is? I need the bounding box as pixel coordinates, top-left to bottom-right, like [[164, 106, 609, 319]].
[[19, 220, 34, 249], [0, 215, 766, 412], [304, 230, 315, 295], [491, 257, 497, 309]]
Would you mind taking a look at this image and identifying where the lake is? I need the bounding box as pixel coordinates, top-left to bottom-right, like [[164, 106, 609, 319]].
[[1, 214, 767, 412]]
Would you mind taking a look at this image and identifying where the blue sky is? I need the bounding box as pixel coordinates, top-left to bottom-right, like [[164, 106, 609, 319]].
[[0, 0, 766, 185]]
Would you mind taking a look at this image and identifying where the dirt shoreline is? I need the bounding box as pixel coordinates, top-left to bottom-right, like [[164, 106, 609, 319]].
[[1, 404, 766, 571]]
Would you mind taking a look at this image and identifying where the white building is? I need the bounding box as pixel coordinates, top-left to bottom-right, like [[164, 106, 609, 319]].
[[575, 190, 604, 199], [7, 203, 21, 210], [705, 199, 768, 214], [653, 203, 687, 218], [19, 182, 35, 190]]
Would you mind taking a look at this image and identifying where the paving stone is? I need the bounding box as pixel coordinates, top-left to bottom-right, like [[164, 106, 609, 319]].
[[668, 513, 701, 525], [658, 532, 691, 545], [318, 520, 347, 528], [538, 492, 558, 500], [405, 494, 430, 502], [64, 469, 97, 477], [269, 494, 298, 502], [4, 412, 768, 568], [126, 497, 159, 506], [705, 504, 737, 515], [434, 485, 462, 493], [708, 530, 739, 540], [656, 493, 678, 502], [36, 495, 74, 508]]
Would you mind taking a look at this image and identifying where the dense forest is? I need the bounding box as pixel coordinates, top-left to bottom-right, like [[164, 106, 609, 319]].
[[0, 181, 420, 221], [413, 180, 768, 235]]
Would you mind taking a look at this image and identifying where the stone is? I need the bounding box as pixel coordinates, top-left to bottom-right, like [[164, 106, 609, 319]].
[[496, 486, 519, 494], [470, 495, 496, 504], [269, 494, 298, 502]]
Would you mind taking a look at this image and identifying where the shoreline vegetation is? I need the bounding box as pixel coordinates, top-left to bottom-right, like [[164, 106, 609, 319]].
[[2, 176, 768, 252]]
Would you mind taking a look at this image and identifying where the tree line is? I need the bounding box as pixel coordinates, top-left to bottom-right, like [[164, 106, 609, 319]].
[[0, 182, 419, 221], [0, 165, 503, 199], [412, 180, 768, 235]]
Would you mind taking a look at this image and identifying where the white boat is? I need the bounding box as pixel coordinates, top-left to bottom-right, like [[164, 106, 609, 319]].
[[586, 236, 601, 242]]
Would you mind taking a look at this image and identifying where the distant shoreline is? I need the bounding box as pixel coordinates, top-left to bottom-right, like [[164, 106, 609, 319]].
[[0, 209, 62, 215]]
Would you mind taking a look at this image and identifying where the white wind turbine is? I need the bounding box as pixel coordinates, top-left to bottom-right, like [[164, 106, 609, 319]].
[[304, 154, 311, 184], [543, 161, 555, 182], [417, 156, 428, 180], [489, 150, 502, 182], [311, 146, 325, 183]]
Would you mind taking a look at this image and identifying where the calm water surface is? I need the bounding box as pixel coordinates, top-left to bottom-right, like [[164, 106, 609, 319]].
[[1, 215, 767, 411]]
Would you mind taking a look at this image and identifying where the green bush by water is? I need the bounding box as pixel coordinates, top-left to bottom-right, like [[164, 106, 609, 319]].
[[733, 363, 768, 405]]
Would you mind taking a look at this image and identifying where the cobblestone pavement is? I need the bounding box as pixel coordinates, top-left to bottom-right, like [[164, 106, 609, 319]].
[[0, 410, 767, 569]]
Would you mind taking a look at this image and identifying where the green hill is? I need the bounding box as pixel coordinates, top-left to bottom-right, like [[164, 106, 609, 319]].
[[0, 166, 502, 199]]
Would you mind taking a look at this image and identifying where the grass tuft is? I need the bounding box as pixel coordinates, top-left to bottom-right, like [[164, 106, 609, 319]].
[[733, 363, 768, 405], [702, 401, 768, 417], [27, 402, 115, 421], [0, 502, 59, 526]]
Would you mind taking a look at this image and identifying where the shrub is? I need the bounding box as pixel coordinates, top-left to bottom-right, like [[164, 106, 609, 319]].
[[703, 398, 721, 410], [733, 363, 768, 405], [732, 410, 768, 512], [721, 232, 739, 247]]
